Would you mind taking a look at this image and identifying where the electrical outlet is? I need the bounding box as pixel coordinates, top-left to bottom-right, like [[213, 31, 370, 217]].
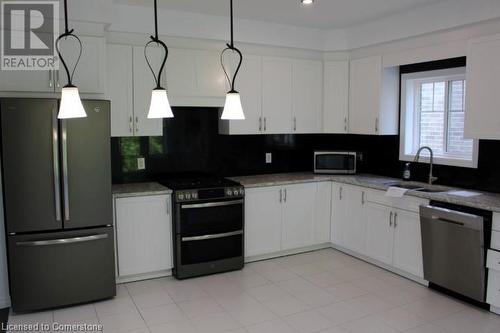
[[357, 152, 363, 161], [137, 157, 146, 170], [266, 153, 272, 164]]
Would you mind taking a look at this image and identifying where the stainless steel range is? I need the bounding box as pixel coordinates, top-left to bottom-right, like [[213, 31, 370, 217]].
[[160, 175, 244, 279]]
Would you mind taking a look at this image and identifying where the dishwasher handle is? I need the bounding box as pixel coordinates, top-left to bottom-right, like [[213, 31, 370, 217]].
[[420, 205, 484, 231]]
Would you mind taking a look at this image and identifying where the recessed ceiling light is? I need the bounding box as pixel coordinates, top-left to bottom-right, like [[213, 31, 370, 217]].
[[301, 0, 314, 5]]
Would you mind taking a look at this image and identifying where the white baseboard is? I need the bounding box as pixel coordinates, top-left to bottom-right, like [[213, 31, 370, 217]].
[[491, 306, 500, 316], [116, 269, 172, 284], [244, 243, 331, 263]]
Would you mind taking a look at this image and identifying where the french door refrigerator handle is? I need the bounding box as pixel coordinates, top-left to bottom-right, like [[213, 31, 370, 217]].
[[61, 120, 70, 222], [52, 109, 62, 222], [16, 234, 108, 247]]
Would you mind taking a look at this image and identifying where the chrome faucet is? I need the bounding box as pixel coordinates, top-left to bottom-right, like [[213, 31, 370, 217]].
[[413, 146, 438, 185]]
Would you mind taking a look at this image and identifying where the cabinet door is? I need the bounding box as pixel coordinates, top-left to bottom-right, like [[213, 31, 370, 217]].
[[365, 203, 394, 265], [282, 183, 316, 250], [330, 183, 345, 246], [314, 182, 332, 244], [349, 56, 382, 135], [392, 209, 424, 278], [292, 60, 322, 133], [342, 186, 367, 254], [195, 50, 227, 97], [132, 46, 164, 136], [323, 61, 349, 133], [106, 44, 134, 137], [115, 195, 172, 277], [465, 34, 500, 139], [221, 55, 263, 134], [58, 36, 105, 94], [262, 57, 292, 134], [165, 48, 198, 98], [245, 187, 282, 257]]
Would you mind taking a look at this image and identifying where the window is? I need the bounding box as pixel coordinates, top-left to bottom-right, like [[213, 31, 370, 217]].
[[400, 67, 478, 168]]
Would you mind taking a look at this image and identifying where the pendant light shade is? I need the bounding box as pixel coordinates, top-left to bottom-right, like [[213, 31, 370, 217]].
[[148, 88, 173, 119], [221, 91, 244, 120], [56, 0, 86, 119], [220, 0, 245, 120], [58, 86, 86, 119], [145, 0, 173, 119]]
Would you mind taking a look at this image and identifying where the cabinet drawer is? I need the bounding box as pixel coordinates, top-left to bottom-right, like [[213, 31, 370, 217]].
[[487, 249, 500, 272], [492, 231, 500, 252], [487, 269, 500, 307], [366, 189, 428, 213]]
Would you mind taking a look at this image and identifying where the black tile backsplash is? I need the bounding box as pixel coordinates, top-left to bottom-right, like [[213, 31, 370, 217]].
[[111, 107, 500, 193]]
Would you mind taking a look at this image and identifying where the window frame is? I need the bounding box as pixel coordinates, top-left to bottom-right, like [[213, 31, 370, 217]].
[[399, 67, 478, 168]]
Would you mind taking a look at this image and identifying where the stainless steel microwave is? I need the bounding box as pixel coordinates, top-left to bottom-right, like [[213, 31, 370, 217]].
[[314, 151, 357, 174]]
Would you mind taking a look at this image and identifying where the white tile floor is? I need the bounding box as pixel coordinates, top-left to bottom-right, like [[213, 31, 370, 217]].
[[8, 248, 500, 333]]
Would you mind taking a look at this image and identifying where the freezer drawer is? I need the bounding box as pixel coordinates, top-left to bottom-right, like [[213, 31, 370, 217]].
[[8, 227, 116, 312]]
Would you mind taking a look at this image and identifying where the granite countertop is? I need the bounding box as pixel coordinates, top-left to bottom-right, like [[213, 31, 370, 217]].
[[112, 182, 172, 198], [231, 172, 500, 213]]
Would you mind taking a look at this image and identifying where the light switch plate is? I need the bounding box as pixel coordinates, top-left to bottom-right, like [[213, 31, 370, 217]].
[[266, 153, 272, 164], [137, 157, 146, 170]]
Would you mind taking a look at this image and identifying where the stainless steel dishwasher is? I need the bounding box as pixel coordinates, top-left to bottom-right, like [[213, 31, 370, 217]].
[[420, 201, 492, 303]]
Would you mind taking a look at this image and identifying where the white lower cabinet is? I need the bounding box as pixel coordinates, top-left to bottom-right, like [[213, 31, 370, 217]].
[[392, 209, 424, 277], [245, 186, 283, 257], [245, 182, 331, 259], [114, 195, 172, 279], [365, 202, 394, 265]]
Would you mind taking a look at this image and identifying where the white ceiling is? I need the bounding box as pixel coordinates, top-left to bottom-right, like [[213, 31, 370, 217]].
[[114, 0, 445, 30]]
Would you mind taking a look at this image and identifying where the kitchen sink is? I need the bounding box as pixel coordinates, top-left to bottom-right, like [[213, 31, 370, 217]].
[[384, 181, 449, 193]]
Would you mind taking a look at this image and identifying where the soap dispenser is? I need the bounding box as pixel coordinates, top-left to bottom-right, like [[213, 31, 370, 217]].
[[403, 163, 411, 180]]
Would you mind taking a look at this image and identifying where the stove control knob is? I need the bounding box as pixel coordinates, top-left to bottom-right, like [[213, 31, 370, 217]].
[[178, 193, 185, 200], [185, 193, 191, 200], [233, 190, 239, 196], [192, 192, 198, 199], [239, 188, 244, 195]]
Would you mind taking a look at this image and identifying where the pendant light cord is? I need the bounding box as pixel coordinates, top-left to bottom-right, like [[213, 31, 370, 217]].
[[55, 0, 82, 87], [221, 0, 243, 93], [144, 0, 169, 90]]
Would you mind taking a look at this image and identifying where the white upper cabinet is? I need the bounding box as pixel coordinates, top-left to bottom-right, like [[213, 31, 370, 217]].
[[262, 56, 293, 134], [323, 61, 349, 133], [58, 36, 105, 94], [465, 34, 500, 140], [349, 56, 399, 135], [107, 44, 134, 137], [219, 55, 263, 135], [245, 186, 283, 257], [0, 35, 105, 94], [132, 46, 164, 136], [106, 44, 163, 137], [292, 59, 323, 133], [166, 48, 226, 107]]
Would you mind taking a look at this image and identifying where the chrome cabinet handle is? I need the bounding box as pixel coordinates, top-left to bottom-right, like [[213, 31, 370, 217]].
[[284, 188, 287, 202], [56, 71, 60, 88], [375, 118, 379, 133], [344, 117, 348, 132], [279, 189, 283, 203], [166, 199, 170, 215], [264, 117, 267, 131], [394, 212, 398, 228], [339, 187, 343, 200], [49, 71, 53, 88], [135, 116, 139, 132], [294, 117, 297, 131], [259, 117, 262, 132], [52, 108, 61, 222], [389, 211, 393, 227], [129, 116, 133, 133], [361, 191, 365, 205]]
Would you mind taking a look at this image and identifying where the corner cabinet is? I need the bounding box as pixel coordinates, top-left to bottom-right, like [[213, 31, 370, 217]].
[[349, 56, 399, 135], [244, 182, 331, 259], [114, 194, 173, 281], [465, 34, 500, 140], [323, 61, 349, 133], [106, 44, 163, 137], [292, 59, 323, 133]]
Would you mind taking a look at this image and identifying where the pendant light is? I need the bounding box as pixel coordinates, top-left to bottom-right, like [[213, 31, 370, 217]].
[[145, 0, 173, 119], [56, 0, 86, 119], [220, 0, 245, 120]]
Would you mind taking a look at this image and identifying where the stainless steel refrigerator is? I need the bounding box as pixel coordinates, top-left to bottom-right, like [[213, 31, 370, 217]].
[[0, 98, 116, 312]]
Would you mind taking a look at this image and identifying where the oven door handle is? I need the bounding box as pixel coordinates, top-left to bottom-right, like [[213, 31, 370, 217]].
[[181, 200, 243, 209], [182, 230, 243, 242]]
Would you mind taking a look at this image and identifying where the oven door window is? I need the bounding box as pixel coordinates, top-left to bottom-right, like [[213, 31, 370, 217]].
[[316, 154, 354, 171], [179, 200, 243, 236], [180, 234, 243, 265]]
